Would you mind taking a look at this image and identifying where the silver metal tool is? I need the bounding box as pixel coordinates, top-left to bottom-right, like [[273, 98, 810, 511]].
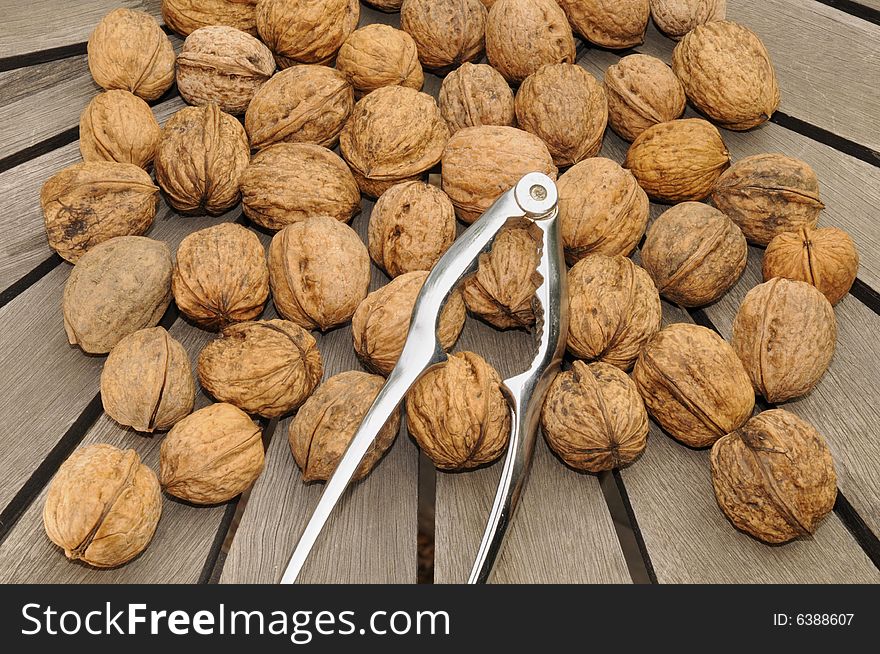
[[280, 172, 568, 585]]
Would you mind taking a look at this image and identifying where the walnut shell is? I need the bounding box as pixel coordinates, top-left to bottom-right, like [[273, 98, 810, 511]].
[[438, 62, 515, 134], [441, 125, 557, 223], [650, 0, 726, 39], [154, 104, 250, 215], [364, 0, 404, 10], [256, 0, 359, 67], [245, 65, 354, 150], [711, 409, 836, 544], [289, 371, 400, 482], [603, 54, 686, 142], [542, 360, 648, 472], [558, 0, 649, 49], [641, 202, 748, 307], [101, 327, 196, 433], [340, 86, 449, 197], [485, 0, 576, 84], [557, 157, 648, 265], [63, 236, 173, 354], [160, 402, 264, 504], [406, 351, 511, 470], [79, 90, 161, 168], [463, 225, 541, 329], [172, 222, 270, 330], [368, 181, 457, 277], [567, 254, 661, 370], [632, 323, 755, 448], [624, 118, 730, 203], [43, 444, 161, 568], [352, 271, 466, 375], [709, 153, 824, 246], [401, 0, 487, 72], [162, 0, 259, 36], [515, 63, 607, 167], [41, 161, 158, 263], [240, 143, 361, 230], [87, 9, 175, 101], [268, 215, 371, 331], [732, 278, 836, 403], [198, 320, 323, 417], [673, 21, 779, 130], [337, 24, 424, 97], [763, 226, 859, 306], [176, 26, 275, 115]]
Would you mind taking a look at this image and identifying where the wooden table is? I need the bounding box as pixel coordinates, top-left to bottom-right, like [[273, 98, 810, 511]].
[[0, 0, 878, 584]]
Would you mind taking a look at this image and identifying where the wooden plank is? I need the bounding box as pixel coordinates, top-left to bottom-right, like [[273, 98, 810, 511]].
[[0, 96, 185, 291]]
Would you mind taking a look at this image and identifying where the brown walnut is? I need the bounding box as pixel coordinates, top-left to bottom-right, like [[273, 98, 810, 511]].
[[558, 0, 649, 49], [364, 0, 404, 10], [162, 0, 259, 36], [337, 24, 424, 97], [401, 0, 487, 72], [79, 90, 161, 168], [256, 0, 359, 67], [438, 62, 515, 134], [650, 0, 726, 39]]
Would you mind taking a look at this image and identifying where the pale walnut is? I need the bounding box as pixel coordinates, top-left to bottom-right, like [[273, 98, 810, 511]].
[[256, 0, 359, 67], [557, 0, 650, 49], [650, 0, 726, 39], [400, 0, 487, 72], [79, 90, 161, 168], [337, 24, 424, 97], [438, 62, 516, 134], [162, 0, 259, 36]]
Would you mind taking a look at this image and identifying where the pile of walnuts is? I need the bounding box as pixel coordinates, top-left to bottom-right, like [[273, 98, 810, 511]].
[[39, 0, 861, 568]]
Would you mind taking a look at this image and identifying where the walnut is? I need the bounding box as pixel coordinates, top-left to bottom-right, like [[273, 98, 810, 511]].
[[624, 118, 730, 203], [732, 278, 836, 403], [632, 323, 755, 448], [673, 21, 779, 130], [79, 90, 161, 168], [763, 226, 859, 306], [352, 271, 466, 375], [711, 409, 836, 544], [245, 65, 354, 150], [558, 0, 649, 49], [41, 161, 158, 263], [603, 54, 686, 142], [160, 402, 264, 504], [438, 62, 515, 134], [240, 143, 360, 230], [515, 63, 607, 167], [256, 0, 359, 67], [441, 125, 556, 223], [268, 216, 371, 331], [368, 181, 457, 277], [542, 361, 648, 472], [63, 236, 173, 354], [406, 352, 511, 470], [176, 26, 275, 115], [557, 158, 648, 265], [401, 0, 487, 72], [87, 8, 175, 101], [709, 154, 824, 246], [567, 254, 661, 370], [485, 0, 576, 83], [198, 320, 323, 417], [650, 0, 726, 39], [641, 202, 748, 307], [339, 86, 449, 197], [462, 225, 540, 329], [43, 444, 161, 568], [154, 104, 250, 215], [336, 24, 424, 97], [172, 222, 269, 330], [101, 327, 195, 433], [289, 371, 400, 482], [364, 0, 404, 9], [162, 0, 259, 37]]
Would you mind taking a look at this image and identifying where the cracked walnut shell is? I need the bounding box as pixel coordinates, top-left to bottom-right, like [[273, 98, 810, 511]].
[[101, 327, 196, 433], [198, 320, 323, 418], [44, 444, 161, 568], [650, 0, 726, 39], [41, 161, 158, 263], [256, 0, 358, 67], [337, 24, 424, 96], [401, 0, 487, 72], [542, 361, 648, 472], [711, 409, 836, 544], [289, 371, 400, 483], [558, 0, 649, 49], [353, 271, 466, 376], [438, 62, 515, 134], [633, 323, 755, 448], [172, 223, 269, 330], [79, 90, 161, 168], [567, 255, 661, 370], [162, 0, 259, 37], [732, 278, 836, 403], [406, 351, 511, 470]]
